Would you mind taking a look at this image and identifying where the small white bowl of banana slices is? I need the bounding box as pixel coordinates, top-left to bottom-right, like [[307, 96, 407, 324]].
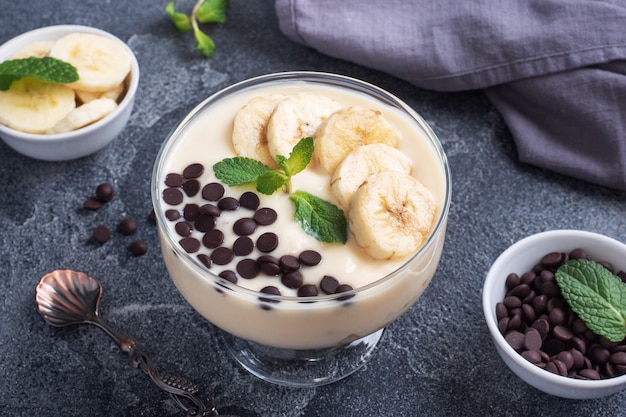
[[0, 25, 139, 161]]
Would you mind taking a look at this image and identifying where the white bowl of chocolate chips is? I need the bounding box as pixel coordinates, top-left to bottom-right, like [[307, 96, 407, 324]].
[[483, 230, 626, 399]]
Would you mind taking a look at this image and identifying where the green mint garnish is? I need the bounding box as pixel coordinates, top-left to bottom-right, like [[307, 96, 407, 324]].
[[555, 259, 626, 342], [212, 137, 347, 243], [165, 0, 228, 57], [0, 57, 79, 91], [289, 190, 348, 244]]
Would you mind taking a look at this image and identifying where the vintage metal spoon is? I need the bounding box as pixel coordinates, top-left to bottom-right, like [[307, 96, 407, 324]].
[[36, 269, 239, 417]]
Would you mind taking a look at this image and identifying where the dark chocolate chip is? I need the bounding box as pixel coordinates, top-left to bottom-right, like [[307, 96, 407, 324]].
[[218, 196, 239, 211], [96, 183, 114, 202], [523, 328, 543, 351], [237, 258, 261, 279], [233, 236, 254, 256], [298, 284, 318, 297], [175, 221, 193, 237], [163, 188, 184, 205], [202, 229, 224, 249], [299, 250, 321, 266], [505, 330, 525, 351], [211, 247, 234, 265], [256, 232, 278, 253], [165, 173, 184, 187], [182, 179, 200, 197], [279, 255, 300, 271], [197, 254, 212, 268], [239, 191, 260, 210], [233, 218, 257, 236], [202, 183, 225, 201], [335, 284, 355, 300], [179, 237, 200, 253], [165, 209, 181, 221], [194, 214, 216, 233], [259, 286, 281, 307], [183, 204, 200, 221], [219, 270, 238, 284], [253, 207, 277, 225], [93, 225, 111, 243], [281, 271, 303, 289], [83, 198, 102, 211], [129, 240, 147, 256], [199, 203, 220, 217], [320, 275, 339, 294], [118, 218, 137, 235], [183, 163, 204, 179]]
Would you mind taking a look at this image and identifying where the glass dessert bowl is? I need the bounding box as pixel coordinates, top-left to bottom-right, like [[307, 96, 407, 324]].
[[151, 72, 451, 387]]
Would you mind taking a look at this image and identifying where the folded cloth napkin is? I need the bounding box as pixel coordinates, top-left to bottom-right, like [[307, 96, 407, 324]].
[[275, 0, 626, 191]]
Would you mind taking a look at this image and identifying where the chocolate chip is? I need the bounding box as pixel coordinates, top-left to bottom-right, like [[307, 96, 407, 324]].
[[299, 250, 321, 266], [279, 255, 300, 271], [93, 225, 111, 243], [179, 237, 200, 253], [202, 229, 224, 249], [320, 275, 339, 294], [233, 218, 257, 236], [83, 198, 102, 211], [233, 236, 254, 256], [211, 247, 234, 265], [197, 254, 212, 268], [219, 270, 238, 284], [163, 188, 184, 205], [335, 284, 355, 300], [129, 240, 147, 256], [175, 221, 193, 237], [259, 286, 281, 307], [183, 163, 204, 179], [258, 255, 281, 275], [194, 214, 216, 233], [165, 173, 184, 187], [182, 179, 200, 197], [237, 258, 261, 279], [505, 330, 525, 351], [253, 207, 277, 225], [256, 232, 278, 253], [524, 328, 543, 351], [183, 204, 200, 221], [239, 191, 260, 210], [96, 183, 114, 202], [218, 196, 239, 211], [118, 217, 137, 235], [202, 183, 225, 201], [199, 203, 220, 217], [281, 271, 303, 289], [298, 284, 318, 297], [165, 209, 181, 221]]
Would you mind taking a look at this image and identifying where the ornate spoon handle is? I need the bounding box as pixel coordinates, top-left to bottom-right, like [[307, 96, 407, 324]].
[[35, 269, 234, 417]]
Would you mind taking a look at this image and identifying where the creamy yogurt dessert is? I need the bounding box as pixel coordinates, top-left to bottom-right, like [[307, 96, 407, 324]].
[[152, 72, 451, 350]]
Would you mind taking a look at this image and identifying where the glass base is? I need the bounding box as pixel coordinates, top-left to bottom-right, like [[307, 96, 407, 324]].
[[221, 328, 385, 387]]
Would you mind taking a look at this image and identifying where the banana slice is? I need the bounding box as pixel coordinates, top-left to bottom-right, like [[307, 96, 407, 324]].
[[349, 170, 436, 260], [315, 106, 401, 174], [49, 33, 131, 93], [10, 40, 55, 59], [75, 82, 125, 104], [0, 79, 75, 134], [331, 143, 413, 210], [231, 94, 286, 168], [266, 92, 340, 160], [47, 97, 117, 134]]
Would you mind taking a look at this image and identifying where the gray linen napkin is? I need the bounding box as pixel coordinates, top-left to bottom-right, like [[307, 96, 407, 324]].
[[275, 0, 626, 191]]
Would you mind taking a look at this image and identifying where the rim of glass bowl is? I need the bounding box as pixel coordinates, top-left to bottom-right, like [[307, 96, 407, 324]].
[[151, 71, 452, 304], [0, 24, 139, 142]]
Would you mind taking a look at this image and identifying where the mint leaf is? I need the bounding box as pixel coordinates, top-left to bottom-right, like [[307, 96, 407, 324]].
[[277, 136, 314, 177], [165, 1, 192, 32], [0, 57, 78, 91], [256, 170, 288, 195], [213, 157, 271, 186], [193, 26, 216, 57], [555, 259, 626, 342], [196, 0, 228, 23], [289, 190, 347, 244]]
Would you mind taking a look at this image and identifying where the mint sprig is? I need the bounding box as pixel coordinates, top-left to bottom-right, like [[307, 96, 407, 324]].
[[555, 259, 626, 342], [213, 137, 347, 244], [0, 57, 78, 91], [165, 0, 228, 57]]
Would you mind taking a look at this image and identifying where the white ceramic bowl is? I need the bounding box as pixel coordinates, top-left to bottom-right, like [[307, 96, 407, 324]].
[[0, 25, 139, 161], [483, 230, 626, 399]]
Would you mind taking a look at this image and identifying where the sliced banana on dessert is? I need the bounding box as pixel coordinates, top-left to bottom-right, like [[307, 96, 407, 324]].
[[49, 33, 131, 93], [47, 97, 118, 134], [348, 170, 436, 260], [314, 106, 401, 174], [231, 94, 286, 168], [0, 79, 75, 134], [10, 40, 55, 59], [331, 143, 413, 210], [266, 92, 340, 160]]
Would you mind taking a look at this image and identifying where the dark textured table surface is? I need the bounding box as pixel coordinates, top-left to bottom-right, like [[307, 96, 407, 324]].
[[1, 1, 626, 416]]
